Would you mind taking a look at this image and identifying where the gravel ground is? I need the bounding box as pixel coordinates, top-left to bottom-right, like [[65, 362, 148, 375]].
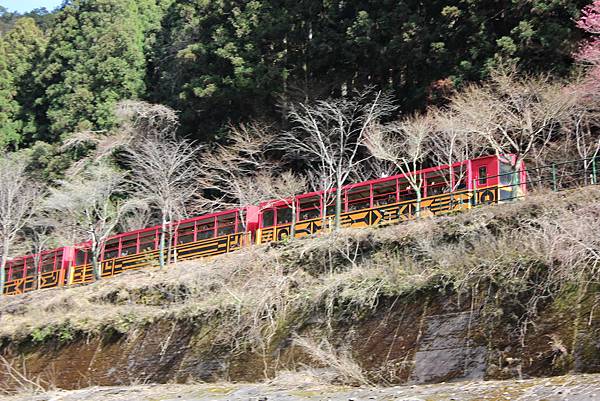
[[5, 373, 600, 401]]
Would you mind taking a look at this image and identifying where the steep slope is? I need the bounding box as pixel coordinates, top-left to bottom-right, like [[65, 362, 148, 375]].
[[2, 187, 600, 392]]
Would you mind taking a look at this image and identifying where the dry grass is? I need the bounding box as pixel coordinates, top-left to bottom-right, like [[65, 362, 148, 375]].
[[0, 356, 54, 396], [1, 186, 600, 384], [292, 335, 370, 386]]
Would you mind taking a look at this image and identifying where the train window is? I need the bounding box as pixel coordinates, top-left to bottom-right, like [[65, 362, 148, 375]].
[[11, 260, 24, 279], [299, 196, 320, 221], [103, 238, 119, 260], [236, 211, 245, 233], [25, 258, 37, 277], [325, 198, 336, 216], [139, 231, 157, 251], [398, 177, 421, 201], [40, 252, 57, 273], [373, 181, 397, 206], [453, 165, 468, 190], [195, 218, 215, 240], [346, 185, 371, 212], [121, 235, 138, 256], [104, 249, 118, 260], [276, 207, 292, 225], [426, 169, 451, 196], [478, 166, 488, 185], [176, 222, 195, 244], [75, 249, 89, 266], [217, 214, 236, 236], [500, 162, 515, 185], [262, 209, 275, 228]]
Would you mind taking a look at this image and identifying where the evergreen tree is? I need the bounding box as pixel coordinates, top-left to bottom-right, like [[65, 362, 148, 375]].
[[35, 0, 162, 141], [150, 0, 290, 139], [0, 18, 47, 149], [151, 0, 586, 140]]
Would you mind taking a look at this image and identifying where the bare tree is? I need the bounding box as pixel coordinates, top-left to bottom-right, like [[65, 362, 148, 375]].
[[252, 171, 308, 238], [198, 123, 279, 224], [449, 68, 573, 179], [278, 90, 396, 229], [115, 100, 179, 138], [44, 163, 142, 280], [365, 114, 432, 217], [351, 158, 398, 182], [118, 207, 154, 233], [563, 86, 600, 184], [61, 100, 180, 176], [126, 135, 202, 269], [429, 109, 487, 189], [0, 154, 43, 295]]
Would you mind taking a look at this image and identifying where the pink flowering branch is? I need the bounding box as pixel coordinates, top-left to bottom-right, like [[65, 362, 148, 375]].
[[576, 38, 600, 64], [577, 1, 600, 35], [574, 1, 600, 91]]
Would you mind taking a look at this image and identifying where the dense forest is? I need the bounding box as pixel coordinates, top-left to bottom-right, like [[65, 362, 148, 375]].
[[0, 0, 590, 152]]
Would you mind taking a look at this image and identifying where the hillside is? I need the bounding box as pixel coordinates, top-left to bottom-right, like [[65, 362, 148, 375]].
[[0, 0, 589, 149], [2, 186, 600, 394]]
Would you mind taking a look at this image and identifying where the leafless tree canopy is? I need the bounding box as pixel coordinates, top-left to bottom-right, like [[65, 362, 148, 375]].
[[61, 100, 181, 176], [279, 89, 396, 228], [365, 114, 432, 215], [115, 100, 179, 140], [198, 123, 280, 210], [127, 136, 201, 223], [0, 154, 43, 294], [44, 163, 142, 279], [126, 132, 202, 268], [429, 108, 487, 172], [448, 68, 575, 168]]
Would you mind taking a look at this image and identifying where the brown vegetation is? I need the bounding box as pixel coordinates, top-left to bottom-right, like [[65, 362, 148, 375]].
[[1, 186, 600, 391]]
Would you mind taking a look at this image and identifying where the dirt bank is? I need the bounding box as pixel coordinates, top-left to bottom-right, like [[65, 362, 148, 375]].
[[2, 187, 600, 392]]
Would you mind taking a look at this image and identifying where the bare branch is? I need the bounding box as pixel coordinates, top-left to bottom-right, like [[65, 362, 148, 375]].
[[0, 154, 44, 294]]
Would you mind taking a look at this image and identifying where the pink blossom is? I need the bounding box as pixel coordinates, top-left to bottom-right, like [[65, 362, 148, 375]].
[[577, 1, 600, 35], [575, 1, 600, 91], [575, 38, 600, 64]]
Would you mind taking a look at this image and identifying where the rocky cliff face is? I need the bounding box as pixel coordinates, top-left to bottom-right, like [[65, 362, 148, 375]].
[[2, 188, 600, 392]]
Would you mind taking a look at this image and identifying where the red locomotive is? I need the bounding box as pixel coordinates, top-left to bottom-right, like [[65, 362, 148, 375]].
[[2, 154, 526, 295]]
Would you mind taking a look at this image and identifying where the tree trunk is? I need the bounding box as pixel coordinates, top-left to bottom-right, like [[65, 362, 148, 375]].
[[290, 201, 297, 239], [167, 220, 174, 266], [415, 190, 422, 218], [321, 193, 328, 232], [0, 240, 9, 296], [91, 235, 101, 281], [159, 216, 166, 269], [335, 180, 343, 230]]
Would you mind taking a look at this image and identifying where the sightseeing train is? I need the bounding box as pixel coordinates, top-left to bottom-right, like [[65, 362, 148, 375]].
[[2, 154, 526, 296]]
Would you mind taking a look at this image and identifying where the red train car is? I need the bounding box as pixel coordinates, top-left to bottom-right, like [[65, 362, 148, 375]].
[[2, 247, 74, 296], [67, 207, 260, 285], [1, 154, 526, 295], [256, 154, 526, 243]]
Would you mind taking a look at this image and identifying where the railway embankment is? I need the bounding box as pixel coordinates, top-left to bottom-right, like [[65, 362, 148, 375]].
[[2, 187, 600, 393]]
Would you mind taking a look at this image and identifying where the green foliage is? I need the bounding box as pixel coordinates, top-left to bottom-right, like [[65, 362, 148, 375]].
[[0, 6, 56, 34], [30, 326, 53, 342], [35, 0, 164, 142], [150, 0, 586, 139], [0, 0, 589, 148], [31, 323, 76, 343], [0, 17, 46, 149]]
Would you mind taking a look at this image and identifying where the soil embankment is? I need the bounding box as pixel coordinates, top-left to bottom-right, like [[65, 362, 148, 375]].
[[2, 187, 600, 392]]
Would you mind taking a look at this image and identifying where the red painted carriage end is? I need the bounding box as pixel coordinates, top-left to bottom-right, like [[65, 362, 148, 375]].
[[246, 206, 260, 233], [59, 246, 75, 286]]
